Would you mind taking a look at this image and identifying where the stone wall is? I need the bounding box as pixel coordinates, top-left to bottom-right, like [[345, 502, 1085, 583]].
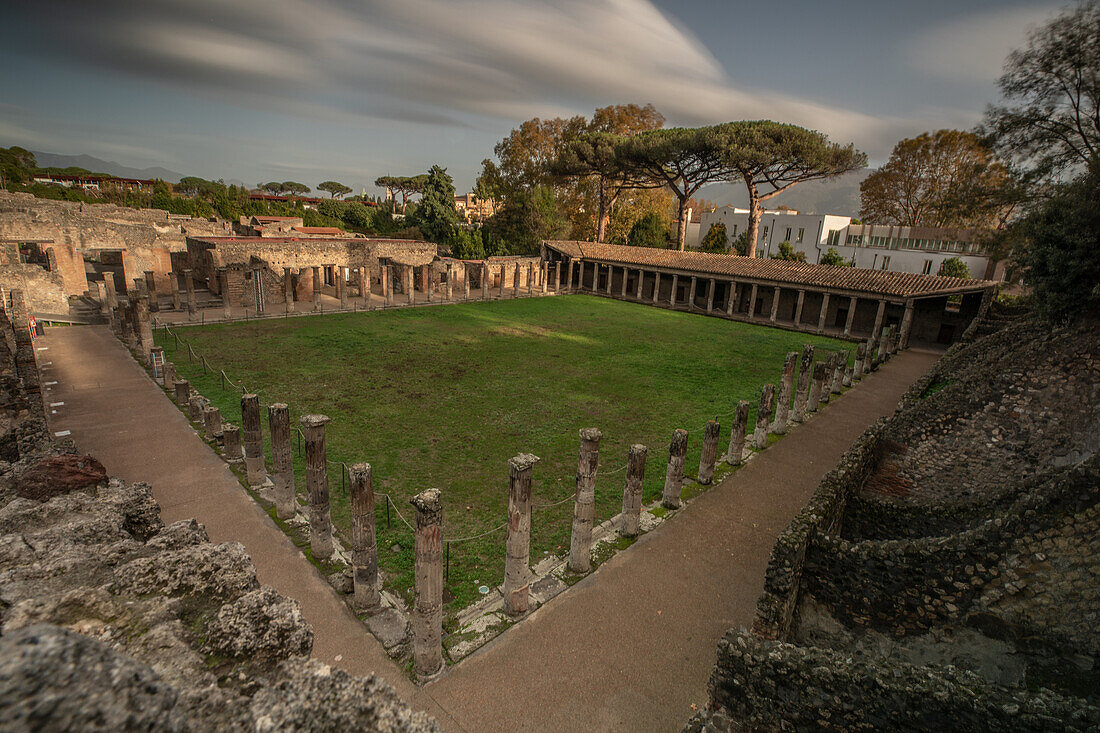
[[0, 263, 68, 314]]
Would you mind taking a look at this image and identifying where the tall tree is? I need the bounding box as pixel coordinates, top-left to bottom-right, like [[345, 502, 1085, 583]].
[[281, 181, 310, 196], [0, 147, 37, 188], [260, 182, 285, 195], [984, 1, 1100, 182], [617, 126, 730, 250], [718, 121, 866, 257], [860, 130, 1016, 228], [318, 180, 352, 199], [374, 175, 429, 213], [409, 166, 459, 243]]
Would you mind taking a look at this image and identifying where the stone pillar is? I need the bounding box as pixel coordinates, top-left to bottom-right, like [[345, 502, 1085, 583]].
[[793, 344, 815, 422], [504, 453, 539, 615], [203, 405, 222, 441], [697, 420, 721, 485], [183, 269, 197, 319], [174, 378, 190, 406], [899, 300, 915, 349], [844, 296, 858, 336], [863, 338, 875, 374], [773, 351, 797, 434], [542, 262, 548, 294], [283, 268, 294, 308], [635, 269, 644, 300], [619, 444, 647, 538], [105, 276, 119, 310], [168, 273, 180, 310], [411, 488, 444, 681], [843, 362, 854, 388], [853, 342, 866, 380], [670, 274, 679, 306], [652, 272, 661, 305], [162, 361, 176, 389], [384, 266, 393, 306], [726, 400, 750, 466], [706, 279, 716, 312], [337, 268, 348, 308], [819, 352, 837, 405], [188, 393, 205, 422], [241, 394, 267, 488], [463, 264, 471, 300], [831, 351, 846, 394], [569, 428, 601, 574], [807, 361, 827, 413], [688, 276, 697, 309], [753, 384, 775, 450], [220, 269, 232, 319], [96, 280, 110, 315], [312, 267, 322, 311], [872, 299, 886, 340], [350, 462, 380, 610], [514, 262, 522, 298], [662, 428, 688, 509], [529, 262, 536, 296], [446, 264, 454, 301], [817, 292, 830, 333], [605, 264, 613, 295], [301, 414, 333, 560], [498, 264, 506, 299], [769, 287, 781, 323], [9, 291, 38, 393], [408, 265, 416, 305], [222, 424, 242, 463], [554, 262, 561, 292], [269, 403, 295, 520], [133, 295, 154, 362], [726, 282, 737, 316], [794, 289, 805, 326], [565, 259, 574, 290], [748, 283, 758, 319], [144, 271, 159, 312]]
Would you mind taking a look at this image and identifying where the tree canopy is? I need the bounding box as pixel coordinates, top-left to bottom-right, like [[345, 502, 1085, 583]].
[[937, 257, 971, 278], [716, 120, 866, 257], [318, 181, 352, 199], [374, 175, 429, 213], [627, 211, 669, 248], [698, 222, 728, 253], [409, 166, 459, 244], [0, 146, 37, 187], [819, 248, 851, 267], [772, 241, 807, 262]]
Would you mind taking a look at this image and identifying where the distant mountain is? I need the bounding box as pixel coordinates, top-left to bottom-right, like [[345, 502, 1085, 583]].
[[31, 151, 184, 183], [698, 169, 872, 217]]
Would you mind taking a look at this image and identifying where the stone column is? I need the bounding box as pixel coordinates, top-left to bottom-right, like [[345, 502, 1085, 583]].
[[769, 287, 782, 323], [565, 259, 573, 290], [635, 269, 644, 299], [174, 378, 190, 406], [793, 344, 815, 422], [241, 394, 267, 488], [753, 384, 775, 450], [498, 264, 506, 298], [283, 268, 294, 308], [706, 279, 716, 312], [269, 403, 295, 520], [807, 361, 827, 413], [831, 351, 846, 394], [899, 300, 915, 349], [853, 342, 866, 380], [312, 266, 322, 311], [203, 405, 222, 441], [816, 292, 830, 333], [222, 424, 242, 463], [104, 276, 119, 310], [301, 414, 333, 560], [541, 262, 548, 294], [529, 262, 536, 295], [144, 270, 159, 312], [872, 299, 886, 340], [605, 264, 613, 295], [662, 428, 688, 509], [337, 268, 348, 308], [554, 262, 561, 292], [726, 400, 750, 466], [384, 265, 393, 306], [773, 351, 797, 434], [568, 428, 601, 574], [411, 488, 444, 681], [504, 453, 539, 615], [670, 274, 679, 306], [446, 264, 454, 301], [9, 291, 38, 393], [747, 283, 758, 319], [863, 338, 875, 374], [688, 276, 697, 309], [183, 269, 197, 319], [408, 265, 416, 305], [133, 295, 154, 362], [619, 444, 647, 538], [220, 268, 232, 319], [844, 296, 858, 336], [726, 282, 737, 316], [96, 280, 110, 315], [162, 361, 176, 389], [794, 289, 805, 326], [652, 272, 661, 304], [359, 266, 370, 307], [619, 267, 628, 298], [843, 362, 854, 388], [513, 262, 522, 298], [819, 352, 837, 405], [188, 393, 205, 422], [168, 273, 180, 310], [350, 462, 380, 610], [697, 420, 721, 485]]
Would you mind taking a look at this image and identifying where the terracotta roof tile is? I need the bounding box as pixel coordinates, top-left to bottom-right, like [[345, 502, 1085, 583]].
[[545, 241, 993, 299]]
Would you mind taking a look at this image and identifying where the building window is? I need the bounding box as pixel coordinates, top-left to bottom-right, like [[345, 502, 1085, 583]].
[[881, 256, 891, 270], [731, 224, 738, 236], [784, 227, 792, 241], [922, 259, 932, 274], [797, 228, 804, 243]]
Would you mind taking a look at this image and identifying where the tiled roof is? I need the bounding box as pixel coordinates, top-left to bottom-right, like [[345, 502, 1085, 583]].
[[545, 241, 993, 299], [293, 226, 345, 234]]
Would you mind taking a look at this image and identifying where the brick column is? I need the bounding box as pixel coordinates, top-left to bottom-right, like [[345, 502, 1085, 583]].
[[350, 462, 380, 610], [794, 289, 805, 326], [283, 268, 293, 308], [793, 344, 815, 422], [769, 287, 781, 323], [312, 266, 322, 311], [514, 262, 522, 298], [174, 379, 190, 406], [706, 279, 716, 312], [688, 276, 697, 309], [569, 428, 601, 574], [726, 282, 737, 316], [773, 351, 797, 434], [167, 273, 179, 310], [844, 296, 858, 336], [899, 300, 915, 349], [183, 269, 197, 319], [407, 265, 416, 305], [9, 291, 38, 393], [747, 283, 758, 319], [411, 488, 444, 681], [753, 384, 775, 449], [872, 299, 886, 340], [241, 394, 267, 488], [337, 267, 348, 308], [652, 272, 661, 304], [220, 268, 231, 319], [817, 292, 831, 333], [726, 400, 750, 465], [504, 453, 539, 615], [269, 403, 295, 520], [697, 420, 721, 485], [670, 274, 679, 306], [301, 414, 333, 560], [144, 270, 159, 312], [619, 444, 647, 537], [662, 428, 688, 509]]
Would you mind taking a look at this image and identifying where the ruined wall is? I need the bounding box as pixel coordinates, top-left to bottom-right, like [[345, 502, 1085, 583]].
[[0, 264, 68, 314]]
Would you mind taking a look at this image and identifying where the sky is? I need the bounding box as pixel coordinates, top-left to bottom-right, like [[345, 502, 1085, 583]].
[[0, 0, 1063, 195]]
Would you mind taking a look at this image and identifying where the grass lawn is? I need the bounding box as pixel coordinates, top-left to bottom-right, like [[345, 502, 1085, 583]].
[[155, 294, 850, 614]]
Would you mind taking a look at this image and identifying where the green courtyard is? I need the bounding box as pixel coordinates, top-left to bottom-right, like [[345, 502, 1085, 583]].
[[156, 295, 849, 613]]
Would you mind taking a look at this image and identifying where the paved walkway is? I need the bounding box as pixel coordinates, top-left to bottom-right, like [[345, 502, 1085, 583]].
[[38, 324, 938, 732]]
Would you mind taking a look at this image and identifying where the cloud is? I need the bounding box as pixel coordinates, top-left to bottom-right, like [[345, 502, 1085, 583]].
[[15, 0, 892, 149], [905, 3, 1061, 84]]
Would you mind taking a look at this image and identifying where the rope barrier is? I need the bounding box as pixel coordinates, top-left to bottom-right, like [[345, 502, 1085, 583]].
[[445, 520, 508, 544]]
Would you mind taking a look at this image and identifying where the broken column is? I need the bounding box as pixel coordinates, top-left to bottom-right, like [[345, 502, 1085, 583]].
[[203, 405, 222, 441], [807, 361, 827, 412], [283, 268, 294, 309], [662, 428, 689, 509], [104, 276, 119, 310], [568, 428, 601, 574], [697, 420, 721, 485], [188, 393, 205, 422], [853, 342, 866, 380], [162, 361, 176, 389], [269, 403, 295, 520], [241, 394, 267, 488], [219, 268, 231, 319], [619, 444, 648, 538], [9, 291, 38, 393], [96, 280, 110, 315], [504, 453, 539, 615], [144, 270, 159, 312], [408, 265, 416, 304], [222, 423, 242, 463], [183, 269, 197, 319], [753, 384, 775, 450], [831, 351, 846, 394], [792, 343, 818, 422], [843, 361, 854, 388], [350, 462, 380, 610], [168, 273, 180, 310], [726, 400, 750, 466], [863, 338, 875, 374], [133, 294, 154, 362], [819, 352, 837, 405], [411, 487, 444, 681], [301, 413, 333, 560], [313, 267, 322, 311], [773, 351, 798, 435], [174, 378, 190, 405]]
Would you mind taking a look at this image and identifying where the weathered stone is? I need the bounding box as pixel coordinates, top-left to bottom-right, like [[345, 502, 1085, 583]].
[[569, 429, 601, 574], [349, 462, 380, 610], [773, 351, 797, 434], [203, 586, 312, 660], [698, 420, 721, 485], [793, 344, 814, 423], [14, 454, 106, 500], [410, 488, 443, 681], [753, 384, 775, 450], [727, 401, 750, 466], [268, 403, 295, 520], [620, 444, 648, 537], [662, 428, 689, 509], [505, 453, 539, 614], [300, 414, 333, 561]]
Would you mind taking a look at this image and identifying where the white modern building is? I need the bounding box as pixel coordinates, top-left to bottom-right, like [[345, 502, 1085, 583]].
[[696, 207, 1004, 281]]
